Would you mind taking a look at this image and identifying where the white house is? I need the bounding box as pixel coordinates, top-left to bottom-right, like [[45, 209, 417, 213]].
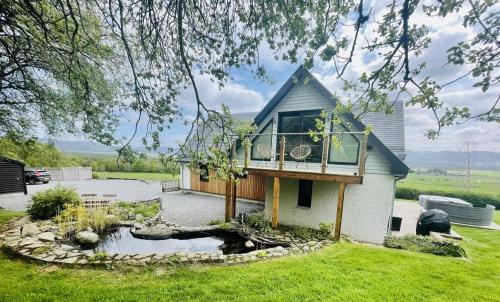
[[179, 66, 409, 245]]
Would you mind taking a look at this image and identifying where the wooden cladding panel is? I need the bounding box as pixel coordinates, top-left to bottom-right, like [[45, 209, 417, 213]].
[[190, 170, 266, 202]]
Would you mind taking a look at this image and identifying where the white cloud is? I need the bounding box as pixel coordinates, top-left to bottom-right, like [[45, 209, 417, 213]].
[[178, 74, 266, 114]]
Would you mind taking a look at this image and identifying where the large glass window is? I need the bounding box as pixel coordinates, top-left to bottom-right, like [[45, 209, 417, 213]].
[[251, 121, 273, 160], [329, 125, 360, 165], [278, 111, 323, 162]]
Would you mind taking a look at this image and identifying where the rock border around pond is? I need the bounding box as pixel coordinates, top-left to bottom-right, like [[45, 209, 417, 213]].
[[0, 217, 334, 267]]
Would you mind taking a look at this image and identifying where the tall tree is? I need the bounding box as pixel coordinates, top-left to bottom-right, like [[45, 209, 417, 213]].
[[1, 0, 498, 166]]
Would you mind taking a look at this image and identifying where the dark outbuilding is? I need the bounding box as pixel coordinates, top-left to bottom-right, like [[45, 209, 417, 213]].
[[0, 156, 27, 195]]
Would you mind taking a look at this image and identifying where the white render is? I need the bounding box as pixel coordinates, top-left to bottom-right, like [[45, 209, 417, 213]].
[[264, 174, 396, 245], [180, 163, 191, 190]]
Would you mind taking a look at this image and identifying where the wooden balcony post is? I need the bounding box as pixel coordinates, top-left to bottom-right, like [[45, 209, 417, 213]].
[[333, 182, 346, 240], [225, 180, 232, 222], [272, 176, 280, 228], [279, 136, 286, 171], [321, 134, 330, 174], [358, 134, 368, 176]]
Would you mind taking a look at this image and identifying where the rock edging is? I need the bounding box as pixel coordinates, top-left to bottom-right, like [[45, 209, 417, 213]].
[[0, 217, 334, 268]]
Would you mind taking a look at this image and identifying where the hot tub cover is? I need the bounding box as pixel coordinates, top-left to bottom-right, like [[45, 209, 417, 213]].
[[419, 195, 472, 207]]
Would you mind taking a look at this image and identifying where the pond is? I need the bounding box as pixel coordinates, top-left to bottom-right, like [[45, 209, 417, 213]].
[[91, 227, 254, 255]]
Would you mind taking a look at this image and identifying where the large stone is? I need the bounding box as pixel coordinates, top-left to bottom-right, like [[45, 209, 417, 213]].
[[75, 231, 99, 245], [131, 224, 174, 240], [244, 240, 255, 249], [36, 232, 55, 242], [21, 223, 41, 237]]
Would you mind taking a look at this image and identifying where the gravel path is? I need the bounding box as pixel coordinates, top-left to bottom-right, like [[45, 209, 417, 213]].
[[0, 179, 263, 227]]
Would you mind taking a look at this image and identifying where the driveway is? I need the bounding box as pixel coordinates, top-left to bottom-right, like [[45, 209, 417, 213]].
[[0, 179, 263, 226]]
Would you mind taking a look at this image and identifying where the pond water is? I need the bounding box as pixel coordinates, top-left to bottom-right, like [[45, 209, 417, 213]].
[[92, 227, 253, 255]]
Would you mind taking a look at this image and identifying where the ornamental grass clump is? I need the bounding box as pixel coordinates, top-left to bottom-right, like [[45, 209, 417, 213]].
[[384, 234, 466, 257], [54, 205, 116, 237]]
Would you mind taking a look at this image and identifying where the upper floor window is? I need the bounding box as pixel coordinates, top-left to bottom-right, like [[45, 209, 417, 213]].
[[277, 110, 323, 162], [329, 124, 360, 165], [251, 120, 273, 161]]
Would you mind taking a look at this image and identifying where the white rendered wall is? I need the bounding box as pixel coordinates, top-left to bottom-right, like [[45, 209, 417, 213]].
[[264, 173, 396, 244]]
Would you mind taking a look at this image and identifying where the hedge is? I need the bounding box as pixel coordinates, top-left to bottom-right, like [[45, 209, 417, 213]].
[[396, 187, 500, 210], [384, 234, 466, 257]]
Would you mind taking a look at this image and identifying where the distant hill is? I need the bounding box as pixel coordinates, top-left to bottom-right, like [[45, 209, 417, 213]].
[[54, 141, 171, 158], [405, 150, 500, 170]]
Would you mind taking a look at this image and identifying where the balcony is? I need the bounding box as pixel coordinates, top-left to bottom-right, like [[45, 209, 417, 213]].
[[231, 131, 368, 184]]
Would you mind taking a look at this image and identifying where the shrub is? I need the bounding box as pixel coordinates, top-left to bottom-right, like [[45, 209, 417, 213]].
[[245, 213, 272, 233], [288, 223, 333, 241], [92, 172, 100, 179], [28, 185, 81, 220], [117, 201, 160, 219], [207, 219, 224, 226], [89, 251, 108, 262], [54, 206, 116, 236], [396, 187, 500, 209], [384, 235, 466, 257]]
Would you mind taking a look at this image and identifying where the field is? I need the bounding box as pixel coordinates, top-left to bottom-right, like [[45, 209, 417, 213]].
[[397, 170, 500, 196], [94, 171, 178, 181], [0, 210, 499, 301]]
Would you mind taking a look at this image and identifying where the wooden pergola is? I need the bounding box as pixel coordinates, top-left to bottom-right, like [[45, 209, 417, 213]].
[[224, 134, 368, 240]]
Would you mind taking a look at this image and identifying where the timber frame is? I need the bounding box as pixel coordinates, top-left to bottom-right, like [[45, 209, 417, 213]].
[[225, 133, 368, 240]]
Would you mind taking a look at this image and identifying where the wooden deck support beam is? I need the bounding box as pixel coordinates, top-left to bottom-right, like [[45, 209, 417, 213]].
[[231, 181, 237, 218], [333, 182, 346, 240], [225, 180, 233, 222], [279, 136, 286, 171], [272, 176, 280, 228]]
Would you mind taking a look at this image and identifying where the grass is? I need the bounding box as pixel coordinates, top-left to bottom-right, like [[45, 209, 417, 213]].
[[397, 170, 500, 196], [0, 210, 499, 301], [94, 171, 178, 181]]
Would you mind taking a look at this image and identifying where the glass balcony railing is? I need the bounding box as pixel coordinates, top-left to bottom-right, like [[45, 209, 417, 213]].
[[233, 131, 368, 175]]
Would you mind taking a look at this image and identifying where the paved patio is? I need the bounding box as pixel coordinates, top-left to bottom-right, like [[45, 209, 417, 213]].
[[0, 179, 263, 226]]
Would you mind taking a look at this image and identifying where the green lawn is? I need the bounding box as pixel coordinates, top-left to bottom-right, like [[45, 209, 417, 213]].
[[0, 211, 499, 301], [94, 171, 178, 181], [397, 170, 500, 196]]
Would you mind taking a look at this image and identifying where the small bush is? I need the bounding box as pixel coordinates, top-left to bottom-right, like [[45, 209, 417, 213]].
[[396, 187, 500, 209], [288, 223, 333, 241], [384, 235, 466, 257], [207, 219, 224, 226], [92, 172, 100, 179], [89, 251, 108, 262], [54, 206, 115, 236], [28, 185, 81, 220], [245, 213, 272, 233], [117, 202, 160, 219]]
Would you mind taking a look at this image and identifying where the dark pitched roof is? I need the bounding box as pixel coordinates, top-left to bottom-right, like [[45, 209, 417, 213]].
[[254, 66, 409, 176], [0, 156, 25, 166]]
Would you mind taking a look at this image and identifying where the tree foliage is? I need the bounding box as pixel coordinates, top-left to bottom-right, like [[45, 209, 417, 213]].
[[0, 0, 498, 173]]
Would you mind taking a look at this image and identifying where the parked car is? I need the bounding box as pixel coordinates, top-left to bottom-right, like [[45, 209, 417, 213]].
[[25, 170, 51, 185]]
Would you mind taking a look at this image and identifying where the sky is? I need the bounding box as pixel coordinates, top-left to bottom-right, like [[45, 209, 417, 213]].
[[78, 1, 500, 153]]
